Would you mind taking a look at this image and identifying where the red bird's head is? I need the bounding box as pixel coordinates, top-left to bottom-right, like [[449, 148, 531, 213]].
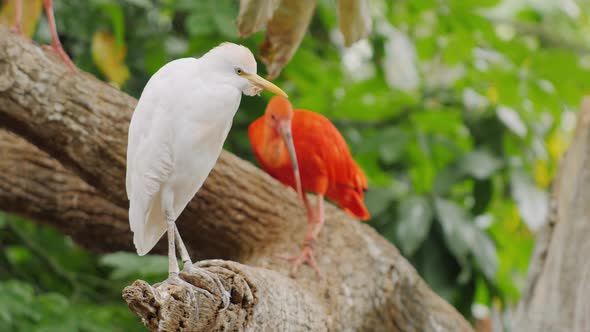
[[263, 96, 303, 201], [264, 96, 294, 127]]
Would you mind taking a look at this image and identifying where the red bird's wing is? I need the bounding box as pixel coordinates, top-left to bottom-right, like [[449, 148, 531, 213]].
[[327, 159, 370, 220], [292, 110, 370, 220], [248, 117, 278, 177]]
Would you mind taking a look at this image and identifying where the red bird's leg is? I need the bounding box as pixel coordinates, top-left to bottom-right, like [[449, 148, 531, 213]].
[[10, 0, 23, 34], [281, 194, 326, 278], [43, 0, 77, 71]]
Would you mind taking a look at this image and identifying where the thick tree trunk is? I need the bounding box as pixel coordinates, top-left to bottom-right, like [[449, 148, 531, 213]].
[[0, 27, 472, 331], [514, 98, 590, 331]]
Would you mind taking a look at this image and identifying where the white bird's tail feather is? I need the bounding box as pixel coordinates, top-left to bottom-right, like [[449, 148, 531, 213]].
[[129, 194, 167, 256]]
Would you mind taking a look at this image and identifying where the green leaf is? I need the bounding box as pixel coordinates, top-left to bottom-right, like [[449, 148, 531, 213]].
[[511, 170, 548, 231], [364, 186, 396, 216], [434, 198, 498, 281], [434, 198, 471, 265], [211, 1, 239, 38], [413, 232, 462, 304], [0, 280, 37, 323], [395, 196, 433, 255], [473, 276, 491, 305], [472, 228, 498, 280], [377, 127, 410, 165], [185, 13, 214, 36], [433, 166, 463, 195], [34, 293, 70, 316], [5, 245, 33, 265], [496, 105, 527, 137], [460, 149, 503, 179], [472, 179, 493, 215], [98, 2, 125, 48]]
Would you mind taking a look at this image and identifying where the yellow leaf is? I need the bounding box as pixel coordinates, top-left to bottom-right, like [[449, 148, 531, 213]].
[[337, 0, 371, 47], [260, 0, 317, 79], [547, 131, 569, 163], [0, 0, 42, 37], [533, 159, 551, 188], [91, 31, 129, 87], [507, 205, 521, 232], [235, 0, 281, 38], [486, 86, 498, 105]]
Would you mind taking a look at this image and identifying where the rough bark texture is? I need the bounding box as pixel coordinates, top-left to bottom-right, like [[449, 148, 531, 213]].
[[0, 130, 132, 252], [514, 97, 590, 332], [123, 261, 326, 331], [0, 27, 472, 331]]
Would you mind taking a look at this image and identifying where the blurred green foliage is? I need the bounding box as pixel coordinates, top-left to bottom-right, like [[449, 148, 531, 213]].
[[2, 0, 590, 329], [0, 213, 167, 331]]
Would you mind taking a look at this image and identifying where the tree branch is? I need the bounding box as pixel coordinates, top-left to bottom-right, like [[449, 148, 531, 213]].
[[0, 27, 472, 331], [0, 129, 132, 253]]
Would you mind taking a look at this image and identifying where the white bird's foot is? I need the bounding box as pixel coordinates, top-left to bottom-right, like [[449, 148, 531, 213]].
[[153, 272, 200, 317], [182, 264, 231, 311], [154, 273, 197, 296]]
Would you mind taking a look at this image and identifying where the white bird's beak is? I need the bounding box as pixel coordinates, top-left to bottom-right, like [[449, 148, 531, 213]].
[[243, 73, 288, 98]]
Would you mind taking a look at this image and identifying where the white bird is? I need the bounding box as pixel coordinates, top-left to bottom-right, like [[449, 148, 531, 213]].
[[126, 42, 287, 298]]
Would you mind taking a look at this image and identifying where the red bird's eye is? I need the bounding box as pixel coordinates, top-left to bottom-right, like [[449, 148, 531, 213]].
[[271, 114, 277, 120]]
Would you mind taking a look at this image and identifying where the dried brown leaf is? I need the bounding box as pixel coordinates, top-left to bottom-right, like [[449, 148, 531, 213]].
[[260, 0, 317, 80], [235, 0, 282, 37], [337, 0, 371, 47]]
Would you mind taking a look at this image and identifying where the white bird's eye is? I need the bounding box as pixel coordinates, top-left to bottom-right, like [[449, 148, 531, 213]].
[[235, 68, 243, 75]]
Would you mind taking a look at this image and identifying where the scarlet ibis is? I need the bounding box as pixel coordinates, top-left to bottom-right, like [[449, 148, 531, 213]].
[[11, 0, 77, 70], [248, 96, 370, 276], [126, 42, 287, 298]]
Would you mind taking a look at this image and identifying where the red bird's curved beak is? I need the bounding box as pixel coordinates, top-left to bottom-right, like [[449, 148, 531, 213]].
[[278, 120, 303, 201]]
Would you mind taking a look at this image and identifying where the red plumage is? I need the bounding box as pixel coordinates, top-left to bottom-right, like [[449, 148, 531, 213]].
[[249, 109, 370, 221]]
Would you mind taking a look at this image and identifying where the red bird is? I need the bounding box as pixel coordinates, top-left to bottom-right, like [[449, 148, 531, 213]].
[[249, 96, 370, 276]]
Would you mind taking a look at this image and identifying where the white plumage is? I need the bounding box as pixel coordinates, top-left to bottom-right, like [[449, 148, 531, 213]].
[[126, 43, 287, 278]]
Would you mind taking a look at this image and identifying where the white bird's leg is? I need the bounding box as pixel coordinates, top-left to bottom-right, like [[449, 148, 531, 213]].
[[155, 189, 202, 316], [174, 225, 230, 310], [162, 189, 180, 277], [174, 226, 192, 266]]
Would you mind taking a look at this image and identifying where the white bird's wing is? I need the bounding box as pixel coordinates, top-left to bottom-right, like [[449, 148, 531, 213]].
[[127, 100, 175, 255], [126, 61, 180, 255]]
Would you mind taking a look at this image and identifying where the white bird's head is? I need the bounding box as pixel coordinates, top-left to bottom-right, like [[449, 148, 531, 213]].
[[204, 42, 288, 98]]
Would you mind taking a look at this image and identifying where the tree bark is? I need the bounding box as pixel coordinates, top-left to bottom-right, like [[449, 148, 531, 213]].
[[0, 27, 472, 331], [0, 130, 133, 252], [514, 97, 590, 331]]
